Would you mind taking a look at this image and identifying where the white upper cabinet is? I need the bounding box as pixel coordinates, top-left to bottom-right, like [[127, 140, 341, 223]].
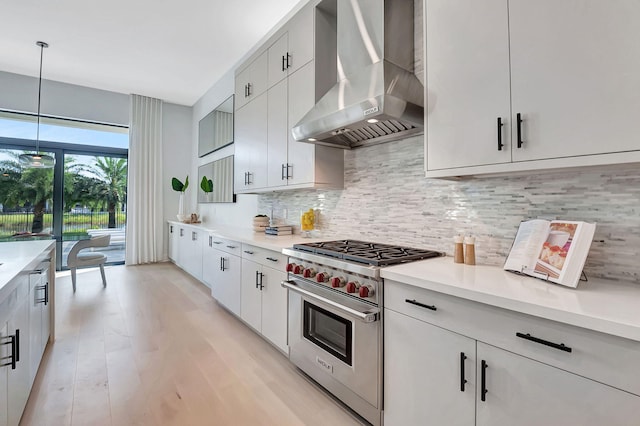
[[266, 78, 289, 187], [509, 0, 640, 162], [286, 62, 343, 188], [235, 52, 268, 110], [234, 93, 269, 191], [425, 0, 640, 177], [267, 5, 314, 89], [267, 34, 290, 89], [425, 0, 511, 171], [234, 2, 344, 194]]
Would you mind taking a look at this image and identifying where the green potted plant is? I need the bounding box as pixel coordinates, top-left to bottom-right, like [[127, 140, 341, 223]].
[[200, 176, 213, 202], [172, 175, 189, 221]]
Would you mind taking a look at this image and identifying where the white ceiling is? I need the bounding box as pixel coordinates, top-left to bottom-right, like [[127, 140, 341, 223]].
[[0, 0, 304, 106]]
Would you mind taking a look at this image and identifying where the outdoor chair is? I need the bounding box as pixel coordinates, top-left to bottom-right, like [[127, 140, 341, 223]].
[[67, 234, 111, 292]]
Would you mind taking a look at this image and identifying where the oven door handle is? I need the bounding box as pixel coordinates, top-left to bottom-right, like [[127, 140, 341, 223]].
[[281, 280, 379, 323]]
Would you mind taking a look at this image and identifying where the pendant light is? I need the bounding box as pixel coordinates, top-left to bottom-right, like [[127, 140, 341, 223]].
[[19, 41, 55, 168]]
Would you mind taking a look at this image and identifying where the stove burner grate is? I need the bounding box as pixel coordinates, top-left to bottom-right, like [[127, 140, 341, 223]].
[[293, 240, 442, 266]]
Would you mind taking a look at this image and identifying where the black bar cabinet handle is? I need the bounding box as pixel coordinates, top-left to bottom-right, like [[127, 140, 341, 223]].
[[282, 55, 286, 72], [460, 352, 467, 392], [220, 257, 223, 271], [15, 329, 20, 363], [0, 334, 17, 369], [405, 299, 437, 311], [259, 272, 264, 290], [244, 250, 254, 255], [286, 163, 292, 179], [247, 83, 252, 97], [516, 113, 524, 148], [36, 284, 47, 304], [481, 360, 488, 401], [44, 282, 49, 305], [516, 332, 572, 353], [286, 53, 291, 69], [256, 270, 260, 289], [266, 257, 278, 262], [497, 117, 504, 151]]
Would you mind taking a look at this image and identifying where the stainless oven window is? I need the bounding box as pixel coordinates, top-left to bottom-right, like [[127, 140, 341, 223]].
[[303, 300, 353, 366]]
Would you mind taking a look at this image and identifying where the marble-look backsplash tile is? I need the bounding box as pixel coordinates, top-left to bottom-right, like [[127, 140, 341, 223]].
[[259, 136, 640, 284]]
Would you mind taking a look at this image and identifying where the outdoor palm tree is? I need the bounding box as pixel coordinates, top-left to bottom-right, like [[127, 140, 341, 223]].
[[91, 157, 127, 228], [0, 153, 77, 233]]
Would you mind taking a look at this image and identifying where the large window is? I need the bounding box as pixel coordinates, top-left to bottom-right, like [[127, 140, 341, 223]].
[[0, 111, 128, 270]]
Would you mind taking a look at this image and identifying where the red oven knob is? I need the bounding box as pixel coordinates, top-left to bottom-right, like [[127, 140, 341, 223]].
[[330, 276, 346, 288], [359, 285, 375, 298], [303, 268, 316, 278], [316, 272, 330, 283], [286, 263, 296, 272], [293, 264, 304, 274], [346, 281, 360, 293]]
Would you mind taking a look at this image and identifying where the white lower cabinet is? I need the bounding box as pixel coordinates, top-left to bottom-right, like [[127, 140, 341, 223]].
[[240, 245, 288, 353], [205, 244, 241, 317], [182, 228, 204, 282], [168, 223, 178, 261], [0, 322, 8, 426], [240, 259, 263, 332], [6, 288, 30, 426], [476, 342, 640, 426], [175, 225, 188, 269], [28, 267, 49, 386], [384, 309, 475, 426], [172, 224, 205, 282], [384, 281, 640, 425]]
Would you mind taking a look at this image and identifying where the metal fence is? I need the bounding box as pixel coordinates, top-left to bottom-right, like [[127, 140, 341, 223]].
[[0, 210, 126, 238]]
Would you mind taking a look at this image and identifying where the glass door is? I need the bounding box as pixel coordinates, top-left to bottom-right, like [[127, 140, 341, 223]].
[[61, 153, 127, 268], [0, 148, 56, 240]]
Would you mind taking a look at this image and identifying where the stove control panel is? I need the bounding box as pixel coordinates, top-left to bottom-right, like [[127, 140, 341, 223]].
[[286, 259, 379, 305]]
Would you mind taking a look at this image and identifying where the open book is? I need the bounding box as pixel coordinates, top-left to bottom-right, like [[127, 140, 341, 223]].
[[504, 220, 596, 288]]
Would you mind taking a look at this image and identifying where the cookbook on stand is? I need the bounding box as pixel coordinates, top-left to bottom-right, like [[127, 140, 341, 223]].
[[504, 219, 596, 288]]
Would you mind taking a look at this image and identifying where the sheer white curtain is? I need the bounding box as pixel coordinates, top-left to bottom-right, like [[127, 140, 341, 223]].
[[126, 94, 164, 264]]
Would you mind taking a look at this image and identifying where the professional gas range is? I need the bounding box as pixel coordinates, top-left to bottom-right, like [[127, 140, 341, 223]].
[[281, 240, 443, 426]]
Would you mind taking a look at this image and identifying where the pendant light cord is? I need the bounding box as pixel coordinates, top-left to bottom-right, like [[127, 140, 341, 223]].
[[35, 41, 47, 153]]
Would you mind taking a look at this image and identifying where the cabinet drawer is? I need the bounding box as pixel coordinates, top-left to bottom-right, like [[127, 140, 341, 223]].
[[385, 280, 640, 396], [208, 235, 241, 256], [241, 244, 287, 270]]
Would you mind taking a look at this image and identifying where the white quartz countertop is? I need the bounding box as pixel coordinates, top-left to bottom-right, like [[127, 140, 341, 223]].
[[167, 221, 336, 252], [0, 240, 55, 298], [381, 256, 640, 342]]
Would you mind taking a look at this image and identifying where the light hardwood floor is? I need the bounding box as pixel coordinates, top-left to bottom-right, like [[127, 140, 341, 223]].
[[20, 263, 362, 426]]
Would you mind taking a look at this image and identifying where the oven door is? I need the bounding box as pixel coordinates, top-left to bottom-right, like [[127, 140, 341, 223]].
[[283, 278, 381, 418]]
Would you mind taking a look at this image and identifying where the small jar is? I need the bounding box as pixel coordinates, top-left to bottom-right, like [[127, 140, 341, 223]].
[[464, 236, 476, 265], [453, 235, 464, 263]]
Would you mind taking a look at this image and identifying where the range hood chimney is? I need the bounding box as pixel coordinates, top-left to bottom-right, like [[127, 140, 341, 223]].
[[292, 0, 423, 149]]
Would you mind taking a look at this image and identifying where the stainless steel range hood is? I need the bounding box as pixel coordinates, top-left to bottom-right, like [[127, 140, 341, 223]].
[[292, 0, 423, 149]]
